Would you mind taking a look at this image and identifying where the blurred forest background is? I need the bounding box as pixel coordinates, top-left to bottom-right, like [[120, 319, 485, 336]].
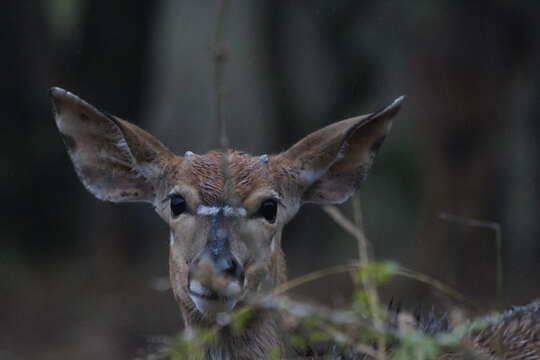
[[2, 1, 540, 359]]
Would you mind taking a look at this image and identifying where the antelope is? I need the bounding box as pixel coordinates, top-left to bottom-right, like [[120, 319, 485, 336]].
[[50, 88, 540, 359]]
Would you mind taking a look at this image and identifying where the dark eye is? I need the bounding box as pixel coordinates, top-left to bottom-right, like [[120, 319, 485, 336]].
[[170, 194, 186, 217], [258, 199, 278, 223]]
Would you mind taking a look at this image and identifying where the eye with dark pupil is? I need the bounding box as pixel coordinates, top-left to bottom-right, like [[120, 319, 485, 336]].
[[170, 195, 186, 217], [259, 199, 278, 223]]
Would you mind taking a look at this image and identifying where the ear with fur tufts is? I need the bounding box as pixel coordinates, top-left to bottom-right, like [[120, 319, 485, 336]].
[[50, 87, 175, 203], [279, 96, 404, 204]]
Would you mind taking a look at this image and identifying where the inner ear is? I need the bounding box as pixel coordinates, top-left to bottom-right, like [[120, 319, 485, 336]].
[[51, 87, 176, 203], [278, 96, 404, 205]]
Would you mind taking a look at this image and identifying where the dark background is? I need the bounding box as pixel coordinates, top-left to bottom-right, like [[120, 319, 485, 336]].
[[2, 1, 540, 359]]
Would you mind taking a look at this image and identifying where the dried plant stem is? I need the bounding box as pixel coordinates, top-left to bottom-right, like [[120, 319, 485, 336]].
[[272, 264, 356, 296], [322, 204, 365, 242], [439, 212, 503, 310], [258, 295, 373, 329], [214, 0, 231, 148], [352, 195, 370, 266], [272, 262, 468, 307], [252, 294, 482, 360], [352, 196, 386, 360], [395, 268, 475, 309], [324, 198, 386, 360]]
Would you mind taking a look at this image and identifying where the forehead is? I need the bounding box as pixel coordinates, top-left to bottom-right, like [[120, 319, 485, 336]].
[[175, 150, 276, 205]]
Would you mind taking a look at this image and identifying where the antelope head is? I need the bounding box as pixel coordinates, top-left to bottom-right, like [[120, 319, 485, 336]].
[[50, 87, 403, 331]]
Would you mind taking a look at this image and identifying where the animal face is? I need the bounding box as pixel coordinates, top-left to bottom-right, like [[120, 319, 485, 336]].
[[50, 87, 402, 320], [159, 151, 301, 316]]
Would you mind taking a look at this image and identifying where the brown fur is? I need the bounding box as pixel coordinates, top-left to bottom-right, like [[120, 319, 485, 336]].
[[180, 150, 286, 206], [50, 87, 402, 359], [165, 151, 290, 359]]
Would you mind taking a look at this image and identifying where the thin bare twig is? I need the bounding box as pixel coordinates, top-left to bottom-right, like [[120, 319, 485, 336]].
[[322, 205, 364, 242], [256, 295, 373, 329], [272, 264, 356, 296], [272, 262, 469, 307], [214, 0, 231, 148], [324, 199, 386, 359], [351, 196, 386, 360], [352, 196, 370, 264], [439, 212, 503, 310], [395, 267, 476, 309], [321, 207, 474, 305]]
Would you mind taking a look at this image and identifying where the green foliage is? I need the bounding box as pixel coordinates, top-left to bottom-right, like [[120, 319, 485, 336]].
[[353, 261, 398, 317], [286, 316, 332, 352], [155, 202, 494, 360], [267, 347, 283, 360], [354, 261, 399, 287], [289, 334, 308, 350], [166, 328, 217, 360], [156, 256, 486, 360], [231, 305, 254, 333]]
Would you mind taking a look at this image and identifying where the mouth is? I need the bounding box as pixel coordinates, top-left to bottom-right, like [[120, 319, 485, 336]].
[[188, 280, 242, 314], [188, 289, 233, 302]]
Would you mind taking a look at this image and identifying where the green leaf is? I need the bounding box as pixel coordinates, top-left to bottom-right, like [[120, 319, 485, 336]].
[[231, 306, 254, 333], [355, 261, 399, 286]]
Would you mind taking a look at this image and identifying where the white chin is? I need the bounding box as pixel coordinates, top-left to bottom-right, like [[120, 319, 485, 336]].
[[190, 293, 238, 314]]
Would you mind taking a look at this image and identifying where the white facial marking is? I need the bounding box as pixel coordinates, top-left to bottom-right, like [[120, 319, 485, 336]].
[[170, 233, 174, 247], [223, 281, 242, 297], [223, 206, 235, 216], [197, 205, 247, 217], [197, 205, 221, 216], [190, 293, 237, 314], [223, 206, 247, 217], [189, 280, 211, 296], [184, 151, 194, 159]]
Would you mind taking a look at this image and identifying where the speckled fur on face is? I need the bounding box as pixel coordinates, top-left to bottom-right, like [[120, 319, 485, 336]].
[[166, 150, 292, 355], [179, 150, 282, 206]]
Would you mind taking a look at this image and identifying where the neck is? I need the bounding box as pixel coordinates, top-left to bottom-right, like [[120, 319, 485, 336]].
[[185, 308, 280, 360]]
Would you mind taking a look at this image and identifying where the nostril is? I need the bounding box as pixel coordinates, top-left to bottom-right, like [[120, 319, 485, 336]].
[[224, 258, 244, 282], [224, 259, 236, 277], [192, 251, 245, 283]]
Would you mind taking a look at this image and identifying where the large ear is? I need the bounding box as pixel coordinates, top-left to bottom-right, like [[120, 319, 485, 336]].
[[50, 87, 175, 203], [278, 96, 404, 204]]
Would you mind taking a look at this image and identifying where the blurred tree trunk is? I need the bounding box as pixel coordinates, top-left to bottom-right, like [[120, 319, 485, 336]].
[[260, 0, 404, 303], [68, 0, 158, 272], [142, 0, 275, 155], [505, 11, 540, 304], [61, 1, 163, 358], [409, 2, 532, 308], [1, 1, 64, 255]]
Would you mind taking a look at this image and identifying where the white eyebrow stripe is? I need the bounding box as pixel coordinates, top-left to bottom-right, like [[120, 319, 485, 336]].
[[196, 205, 247, 217], [197, 206, 221, 216], [223, 206, 247, 217]]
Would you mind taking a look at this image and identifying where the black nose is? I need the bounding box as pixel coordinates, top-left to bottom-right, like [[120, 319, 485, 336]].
[[193, 218, 245, 283], [215, 255, 244, 281], [193, 251, 245, 283]]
